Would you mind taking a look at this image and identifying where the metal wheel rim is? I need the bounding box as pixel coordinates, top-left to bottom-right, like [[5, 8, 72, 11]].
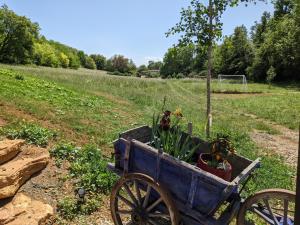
[[237, 189, 296, 225], [110, 173, 180, 225]]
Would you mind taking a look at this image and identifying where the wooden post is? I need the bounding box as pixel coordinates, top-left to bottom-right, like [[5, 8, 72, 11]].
[[295, 125, 300, 224], [206, 0, 213, 139], [188, 122, 193, 136]]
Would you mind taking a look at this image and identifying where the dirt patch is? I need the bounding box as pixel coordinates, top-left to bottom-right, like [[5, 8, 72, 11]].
[[247, 114, 299, 167], [0, 118, 6, 127], [0, 102, 90, 145], [212, 90, 263, 94]]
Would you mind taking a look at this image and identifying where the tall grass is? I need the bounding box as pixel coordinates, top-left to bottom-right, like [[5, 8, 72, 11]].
[[0, 64, 298, 192]]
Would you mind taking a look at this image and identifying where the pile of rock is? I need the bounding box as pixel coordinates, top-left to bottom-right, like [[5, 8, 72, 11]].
[[0, 139, 53, 225]]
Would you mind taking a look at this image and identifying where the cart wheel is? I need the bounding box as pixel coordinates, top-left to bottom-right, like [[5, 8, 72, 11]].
[[110, 173, 180, 225], [237, 189, 295, 225]]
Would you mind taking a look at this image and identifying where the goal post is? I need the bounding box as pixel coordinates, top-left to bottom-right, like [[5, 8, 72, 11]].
[[217, 74, 248, 91]]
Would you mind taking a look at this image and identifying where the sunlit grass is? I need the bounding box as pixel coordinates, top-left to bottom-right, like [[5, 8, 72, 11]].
[[0, 64, 298, 193]]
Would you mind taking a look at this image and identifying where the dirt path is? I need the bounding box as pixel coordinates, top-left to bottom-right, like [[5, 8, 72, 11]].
[[244, 113, 299, 167]]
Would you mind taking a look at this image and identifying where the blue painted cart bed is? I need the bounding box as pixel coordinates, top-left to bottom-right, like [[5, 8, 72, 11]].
[[108, 126, 296, 225]]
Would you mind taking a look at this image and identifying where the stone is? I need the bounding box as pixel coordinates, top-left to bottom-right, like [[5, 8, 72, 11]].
[[0, 193, 53, 225], [0, 147, 49, 199], [0, 139, 25, 165]]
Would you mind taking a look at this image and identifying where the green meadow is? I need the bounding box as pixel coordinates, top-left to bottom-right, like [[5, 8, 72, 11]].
[[0, 64, 298, 194]]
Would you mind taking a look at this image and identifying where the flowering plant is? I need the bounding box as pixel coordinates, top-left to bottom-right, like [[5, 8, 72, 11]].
[[151, 99, 198, 163], [208, 134, 236, 170]]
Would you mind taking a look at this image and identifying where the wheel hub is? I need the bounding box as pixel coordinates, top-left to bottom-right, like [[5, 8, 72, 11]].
[[131, 207, 148, 223]]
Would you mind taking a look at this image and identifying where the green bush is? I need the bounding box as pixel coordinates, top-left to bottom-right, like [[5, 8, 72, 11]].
[[84, 56, 96, 70], [50, 142, 79, 166], [57, 197, 78, 220], [7, 123, 55, 147], [51, 143, 117, 193], [57, 195, 101, 220]]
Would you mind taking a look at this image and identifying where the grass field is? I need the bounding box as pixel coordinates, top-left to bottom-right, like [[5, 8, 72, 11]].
[[0, 64, 299, 223]]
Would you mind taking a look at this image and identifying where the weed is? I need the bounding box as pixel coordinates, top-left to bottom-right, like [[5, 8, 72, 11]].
[[69, 144, 117, 193], [14, 74, 24, 80], [57, 196, 78, 220], [51, 143, 117, 193], [6, 123, 55, 147], [57, 195, 102, 220], [50, 142, 79, 166]]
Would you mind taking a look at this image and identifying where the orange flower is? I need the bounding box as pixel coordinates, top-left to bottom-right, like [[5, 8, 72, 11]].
[[216, 154, 221, 161], [173, 108, 183, 117]]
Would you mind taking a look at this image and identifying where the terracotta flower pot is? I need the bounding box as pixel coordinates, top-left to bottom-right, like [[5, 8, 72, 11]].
[[197, 153, 232, 181]]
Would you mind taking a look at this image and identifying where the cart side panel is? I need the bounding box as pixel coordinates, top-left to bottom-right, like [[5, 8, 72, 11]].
[[119, 125, 152, 143], [115, 138, 230, 215], [158, 157, 227, 215]]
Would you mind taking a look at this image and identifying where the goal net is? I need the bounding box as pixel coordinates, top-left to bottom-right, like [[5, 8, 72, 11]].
[[217, 75, 248, 91]]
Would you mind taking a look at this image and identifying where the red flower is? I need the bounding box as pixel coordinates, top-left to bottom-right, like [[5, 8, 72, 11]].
[[160, 110, 171, 130]]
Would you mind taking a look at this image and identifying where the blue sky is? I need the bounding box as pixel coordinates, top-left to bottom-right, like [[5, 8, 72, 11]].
[[2, 0, 273, 66]]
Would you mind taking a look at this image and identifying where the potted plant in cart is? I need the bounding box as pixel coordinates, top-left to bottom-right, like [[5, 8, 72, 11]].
[[197, 135, 236, 181]]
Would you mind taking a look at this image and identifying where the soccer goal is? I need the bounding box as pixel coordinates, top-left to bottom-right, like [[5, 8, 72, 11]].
[[217, 74, 248, 91]]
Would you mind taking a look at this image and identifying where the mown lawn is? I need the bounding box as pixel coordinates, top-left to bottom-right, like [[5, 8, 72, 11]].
[[0, 64, 298, 195]]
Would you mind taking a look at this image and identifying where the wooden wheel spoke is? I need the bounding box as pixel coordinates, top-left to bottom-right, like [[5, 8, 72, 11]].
[[237, 189, 296, 225], [147, 218, 160, 225], [252, 206, 276, 224], [117, 193, 136, 209], [134, 180, 142, 205], [146, 197, 163, 213], [111, 173, 179, 225], [283, 199, 288, 225], [263, 198, 280, 225], [116, 209, 133, 215], [142, 184, 152, 208], [123, 183, 138, 205], [148, 213, 170, 219]]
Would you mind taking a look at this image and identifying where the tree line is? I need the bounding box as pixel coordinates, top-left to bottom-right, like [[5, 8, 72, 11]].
[[0, 5, 139, 75], [160, 0, 299, 82], [1, 1, 299, 82]]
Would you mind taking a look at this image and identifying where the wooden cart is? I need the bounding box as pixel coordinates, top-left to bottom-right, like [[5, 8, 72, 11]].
[[108, 126, 296, 225]]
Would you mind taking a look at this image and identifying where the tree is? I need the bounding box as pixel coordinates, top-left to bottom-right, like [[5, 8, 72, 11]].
[[227, 25, 254, 75], [0, 5, 39, 64], [148, 61, 163, 70], [160, 45, 195, 78], [90, 54, 106, 70], [68, 53, 80, 69], [84, 56, 96, 70], [33, 41, 59, 67], [250, 15, 300, 81], [167, 0, 252, 137], [127, 59, 137, 74], [77, 50, 86, 67], [109, 55, 130, 73], [274, 0, 295, 18], [251, 11, 271, 47]]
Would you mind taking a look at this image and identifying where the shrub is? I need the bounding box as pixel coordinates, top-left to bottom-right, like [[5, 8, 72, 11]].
[[50, 142, 79, 166], [58, 52, 70, 68], [57, 195, 101, 220], [70, 144, 117, 193], [84, 56, 96, 70], [57, 197, 78, 220], [51, 143, 117, 193], [266, 66, 276, 85], [176, 73, 185, 79], [90, 54, 106, 70], [7, 123, 55, 147]]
